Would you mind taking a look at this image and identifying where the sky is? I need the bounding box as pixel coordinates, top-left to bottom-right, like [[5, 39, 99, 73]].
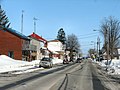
[[0, 0, 120, 55]]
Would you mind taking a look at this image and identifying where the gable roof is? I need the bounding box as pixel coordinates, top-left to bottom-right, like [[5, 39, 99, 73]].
[[48, 40, 61, 42], [0, 26, 30, 40], [29, 32, 47, 42]]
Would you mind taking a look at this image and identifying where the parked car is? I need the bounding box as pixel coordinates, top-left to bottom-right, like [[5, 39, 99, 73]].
[[39, 57, 53, 68], [76, 57, 82, 63], [96, 56, 104, 61], [63, 58, 69, 64]]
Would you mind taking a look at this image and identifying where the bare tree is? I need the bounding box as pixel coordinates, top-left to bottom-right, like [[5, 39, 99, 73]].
[[66, 34, 80, 61], [100, 16, 120, 59]]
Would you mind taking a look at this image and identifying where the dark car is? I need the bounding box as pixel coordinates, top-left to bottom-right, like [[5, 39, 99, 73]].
[[76, 57, 82, 63], [63, 58, 69, 64]]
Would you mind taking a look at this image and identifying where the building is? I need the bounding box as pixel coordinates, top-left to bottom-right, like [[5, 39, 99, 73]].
[[0, 26, 30, 61], [28, 32, 48, 60], [113, 47, 120, 59], [47, 40, 64, 59], [102, 47, 120, 60]]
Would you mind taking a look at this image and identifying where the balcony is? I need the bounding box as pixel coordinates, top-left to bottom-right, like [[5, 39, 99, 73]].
[[22, 44, 37, 51]]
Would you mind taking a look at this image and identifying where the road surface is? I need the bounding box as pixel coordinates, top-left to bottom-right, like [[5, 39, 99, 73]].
[[0, 59, 119, 90]]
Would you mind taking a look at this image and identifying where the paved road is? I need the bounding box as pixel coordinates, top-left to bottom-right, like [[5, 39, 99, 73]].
[[50, 60, 105, 90], [0, 60, 119, 90]]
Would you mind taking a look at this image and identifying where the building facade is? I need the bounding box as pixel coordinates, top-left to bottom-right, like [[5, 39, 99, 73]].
[[0, 27, 30, 61], [47, 40, 64, 59], [29, 33, 48, 60]]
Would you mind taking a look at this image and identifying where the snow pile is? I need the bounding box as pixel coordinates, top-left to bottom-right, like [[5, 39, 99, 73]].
[[0, 55, 63, 74], [52, 58, 63, 64], [0, 55, 40, 73], [98, 59, 120, 75]]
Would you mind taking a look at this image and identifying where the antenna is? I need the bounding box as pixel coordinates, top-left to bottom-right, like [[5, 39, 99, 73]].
[[21, 10, 24, 33], [33, 17, 38, 33]]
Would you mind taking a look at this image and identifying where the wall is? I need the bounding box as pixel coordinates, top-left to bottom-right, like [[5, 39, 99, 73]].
[[48, 41, 63, 51], [30, 38, 42, 60], [0, 29, 22, 60]]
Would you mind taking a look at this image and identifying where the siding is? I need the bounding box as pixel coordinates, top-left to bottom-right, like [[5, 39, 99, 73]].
[[0, 29, 22, 60]]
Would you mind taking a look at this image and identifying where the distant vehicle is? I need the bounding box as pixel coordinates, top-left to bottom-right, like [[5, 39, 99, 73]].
[[76, 57, 82, 63], [63, 55, 69, 64], [63, 58, 69, 64], [39, 57, 53, 68], [96, 56, 104, 61]]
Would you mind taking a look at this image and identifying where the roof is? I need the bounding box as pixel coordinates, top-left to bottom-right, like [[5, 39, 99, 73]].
[[1, 26, 30, 40], [48, 40, 61, 42], [29, 33, 47, 42]]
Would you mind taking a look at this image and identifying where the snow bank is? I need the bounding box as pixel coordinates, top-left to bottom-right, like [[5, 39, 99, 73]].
[[0, 55, 63, 74], [0, 55, 40, 73], [98, 59, 120, 75], [52, 58, 63, 64]]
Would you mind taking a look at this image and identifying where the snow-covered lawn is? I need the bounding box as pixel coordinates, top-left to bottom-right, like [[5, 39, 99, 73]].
[[97, 59, 120, 75], [0, 55, 63, 74]]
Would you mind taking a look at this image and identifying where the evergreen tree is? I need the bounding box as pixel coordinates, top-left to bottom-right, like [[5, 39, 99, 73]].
[[57, 28, 66, 44], [0, 5, 10, 28]]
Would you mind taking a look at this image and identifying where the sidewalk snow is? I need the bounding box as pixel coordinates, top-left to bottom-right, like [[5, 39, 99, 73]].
[[0, 55, 42, 73], [97, 59, 120, 75], [0, 55, 63, 74]]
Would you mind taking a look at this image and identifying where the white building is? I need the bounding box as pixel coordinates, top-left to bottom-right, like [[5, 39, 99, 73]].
[[47, 40, 64, 59]]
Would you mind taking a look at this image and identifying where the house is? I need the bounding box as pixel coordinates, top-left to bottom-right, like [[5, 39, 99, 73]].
[[102, 47, 120, 60], [0, 26, 31, 61], [113, 47, 120, 59], [28, 32, 48, 60], [47, 40, 64, 59]]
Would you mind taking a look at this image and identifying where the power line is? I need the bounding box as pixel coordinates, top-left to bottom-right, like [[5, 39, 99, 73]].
[[78, 35, 97, 39], [76, 32, 98, 37]]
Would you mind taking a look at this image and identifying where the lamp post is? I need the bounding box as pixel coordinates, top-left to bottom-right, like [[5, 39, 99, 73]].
[[97, 36, 101, 61]]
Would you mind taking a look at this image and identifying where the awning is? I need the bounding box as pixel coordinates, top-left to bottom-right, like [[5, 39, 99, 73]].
[[52, 51, 59, 54]]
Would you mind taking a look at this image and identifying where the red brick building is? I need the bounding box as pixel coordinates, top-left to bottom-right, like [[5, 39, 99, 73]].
[[0, 26, 30, 60]]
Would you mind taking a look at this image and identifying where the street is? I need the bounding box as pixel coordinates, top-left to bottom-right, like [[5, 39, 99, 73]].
[[0, 59, 119, 90]]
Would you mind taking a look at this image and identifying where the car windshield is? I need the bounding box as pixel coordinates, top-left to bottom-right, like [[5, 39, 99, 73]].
[[41, 58, 51, 61]]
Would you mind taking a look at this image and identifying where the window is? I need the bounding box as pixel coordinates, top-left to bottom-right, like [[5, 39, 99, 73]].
[[8, 51, 14, 58]]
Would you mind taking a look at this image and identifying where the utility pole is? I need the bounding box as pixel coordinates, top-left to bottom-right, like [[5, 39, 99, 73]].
[[21, 10, 24, 34], [97, 36, 100, 61], [33, 17, 38, 33], [91, 41, 95, 52], [97, 40, 98, 56], [93, 30, 101, 61]]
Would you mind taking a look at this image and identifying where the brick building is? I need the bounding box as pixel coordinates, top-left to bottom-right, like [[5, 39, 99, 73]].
[[0, 26, 30, 61]]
